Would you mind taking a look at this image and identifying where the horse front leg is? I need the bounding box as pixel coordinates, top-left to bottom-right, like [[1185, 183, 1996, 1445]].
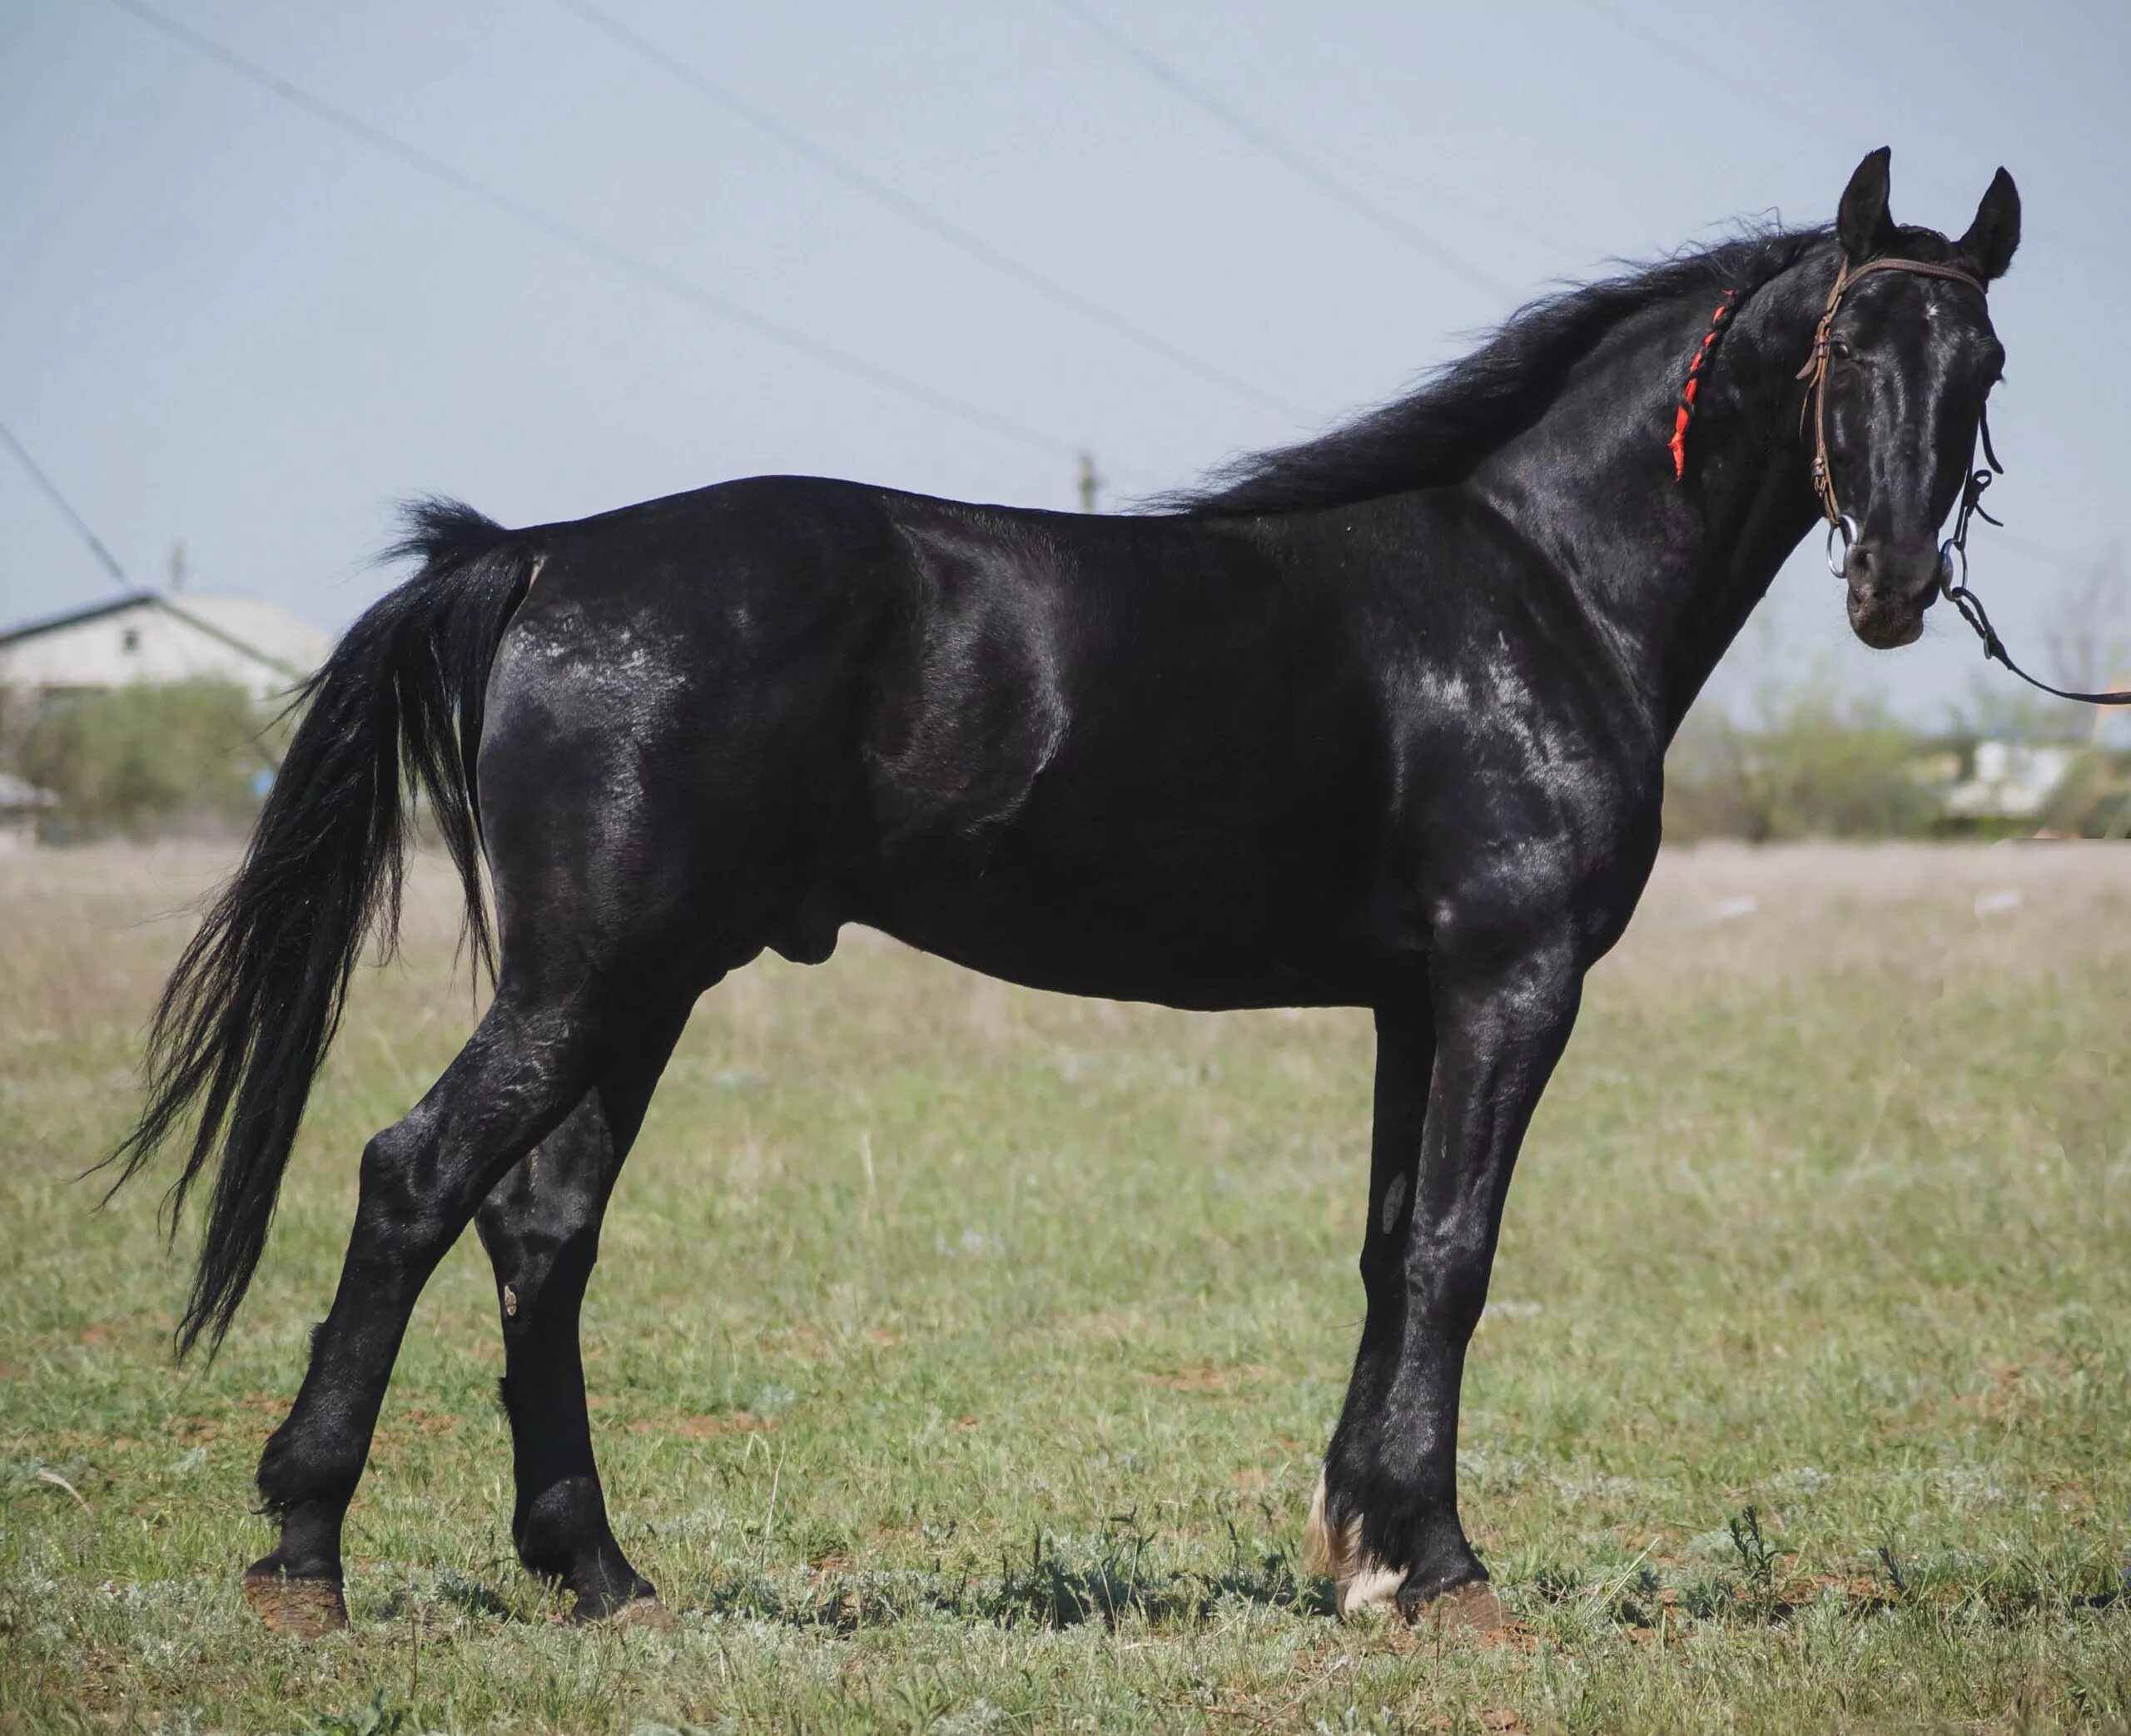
[[1315, 942, 1580, 1623]]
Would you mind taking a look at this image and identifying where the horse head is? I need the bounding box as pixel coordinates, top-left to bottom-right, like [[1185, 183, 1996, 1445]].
[[1812, 147, 2020, 650]]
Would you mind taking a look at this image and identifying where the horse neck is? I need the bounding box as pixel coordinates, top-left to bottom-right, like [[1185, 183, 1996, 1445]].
[[1470, 255, 1832, 740]]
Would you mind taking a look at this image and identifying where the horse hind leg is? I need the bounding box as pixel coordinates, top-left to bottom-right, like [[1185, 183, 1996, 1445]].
[[240, 978, 618, 1634], [473, 1008, 692, 1624]]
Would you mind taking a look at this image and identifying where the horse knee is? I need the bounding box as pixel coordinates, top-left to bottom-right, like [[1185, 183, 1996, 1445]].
[[355, 1119, 414, 1198], [352, 1118, 460, 1255]]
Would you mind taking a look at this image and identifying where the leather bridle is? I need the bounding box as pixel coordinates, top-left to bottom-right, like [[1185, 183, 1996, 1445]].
[[1796, 255, 1987, 558], [1795, 254, 2131, 706]]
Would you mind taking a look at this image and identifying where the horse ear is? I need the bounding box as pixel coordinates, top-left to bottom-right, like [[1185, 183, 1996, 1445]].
[[1956, 167, 2021, 280], [1837, 147, 1896, 263]]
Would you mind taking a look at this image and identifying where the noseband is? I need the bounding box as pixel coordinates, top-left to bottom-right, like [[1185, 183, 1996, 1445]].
[[1788, 255, 2131, 706]]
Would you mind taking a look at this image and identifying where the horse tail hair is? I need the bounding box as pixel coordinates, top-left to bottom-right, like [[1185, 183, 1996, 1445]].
[[106, 497, 539, 1359]]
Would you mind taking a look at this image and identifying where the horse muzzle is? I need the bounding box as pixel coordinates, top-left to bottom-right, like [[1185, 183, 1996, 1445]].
[[1844, 539, 1940, 650]]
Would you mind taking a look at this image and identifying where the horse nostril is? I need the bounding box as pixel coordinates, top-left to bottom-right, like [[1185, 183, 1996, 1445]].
[[1850, 540, 1942, 606]]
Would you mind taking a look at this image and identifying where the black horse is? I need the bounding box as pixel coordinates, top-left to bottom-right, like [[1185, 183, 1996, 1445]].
[[116, 148, 2019, 1634]]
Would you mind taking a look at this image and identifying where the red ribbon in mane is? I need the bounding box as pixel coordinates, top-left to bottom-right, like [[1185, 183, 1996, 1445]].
[[1669, 290, 1738, 480]]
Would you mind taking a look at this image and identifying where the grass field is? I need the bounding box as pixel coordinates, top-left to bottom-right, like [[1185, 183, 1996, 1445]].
[[2, 841, 2128, 1733]]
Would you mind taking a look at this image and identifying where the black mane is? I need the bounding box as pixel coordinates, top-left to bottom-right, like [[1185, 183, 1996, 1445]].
[[1157, 225, 1834, 518]]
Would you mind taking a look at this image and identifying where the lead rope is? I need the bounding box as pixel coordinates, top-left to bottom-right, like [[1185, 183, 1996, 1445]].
[[1789, 255, 2131, 706], [1938, 439, 2131, 704]]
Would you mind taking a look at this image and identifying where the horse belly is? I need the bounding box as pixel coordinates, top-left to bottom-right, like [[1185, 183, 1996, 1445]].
[[854, 766, 1391, 1009]]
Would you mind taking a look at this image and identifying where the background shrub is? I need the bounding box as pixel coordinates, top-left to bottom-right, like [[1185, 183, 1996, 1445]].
[[1664, 682, 1944, 842], [14, 680, 281, 841]]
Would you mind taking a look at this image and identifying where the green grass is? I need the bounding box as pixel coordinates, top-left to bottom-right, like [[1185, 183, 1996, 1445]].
[[2, 842, 2128, 1733]]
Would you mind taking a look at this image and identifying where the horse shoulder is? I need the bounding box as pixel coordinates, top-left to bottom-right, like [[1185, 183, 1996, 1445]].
[[1383, 602, 1666, 970]]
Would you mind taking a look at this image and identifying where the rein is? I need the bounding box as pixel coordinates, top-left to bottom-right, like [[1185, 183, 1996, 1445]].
[[1674, 253, 2131, 707]]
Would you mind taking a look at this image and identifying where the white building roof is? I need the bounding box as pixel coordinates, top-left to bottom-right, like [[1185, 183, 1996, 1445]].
[[0, 771, 58, 811], [0, 592, 332, 701]]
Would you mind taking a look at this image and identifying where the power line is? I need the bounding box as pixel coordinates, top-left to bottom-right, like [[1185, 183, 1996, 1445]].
[[101, 0, 1093, 465], [555, 0, 1309, 424], [1567, 0, 2131, 280], [1040, 0, 1515, 303], [0, 419, 136, 592]]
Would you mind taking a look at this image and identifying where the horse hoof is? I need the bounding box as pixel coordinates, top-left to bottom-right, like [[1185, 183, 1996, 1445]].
[[575, 1592, 677, 1631], [241, 1569, 349, 1639], [1410, 1579, 1505, 1634]]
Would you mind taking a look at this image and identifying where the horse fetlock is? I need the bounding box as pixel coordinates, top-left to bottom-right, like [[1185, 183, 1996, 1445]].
[[1306, 1472, 1491, 1624], [251, 1474, 351, 1585], [513, 1476, 625, 1578], [1306, 1473, 1405, 1616], [524, 1507, 661, 1624]]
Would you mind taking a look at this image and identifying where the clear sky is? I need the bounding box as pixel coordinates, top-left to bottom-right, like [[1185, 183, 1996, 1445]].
[[3, 0, 2126, 719]]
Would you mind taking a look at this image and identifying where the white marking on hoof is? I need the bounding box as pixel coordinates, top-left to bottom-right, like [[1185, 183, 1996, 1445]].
[[1339, 1557, 1407, 1617], [1304, 1473, 1405, 1617]]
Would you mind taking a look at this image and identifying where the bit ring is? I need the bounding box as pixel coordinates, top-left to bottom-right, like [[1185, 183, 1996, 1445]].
[[1825, 515, 1858, 578]]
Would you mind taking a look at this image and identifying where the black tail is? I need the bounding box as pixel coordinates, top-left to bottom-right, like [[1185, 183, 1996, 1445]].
[[108, 498, 538, 1358]]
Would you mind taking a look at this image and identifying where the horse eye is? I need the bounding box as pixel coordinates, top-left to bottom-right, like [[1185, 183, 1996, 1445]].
[[1829, 340, 1852, 362]]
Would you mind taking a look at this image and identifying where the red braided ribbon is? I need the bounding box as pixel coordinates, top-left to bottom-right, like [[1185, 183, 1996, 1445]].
[[1669, 291, 1738, 481]]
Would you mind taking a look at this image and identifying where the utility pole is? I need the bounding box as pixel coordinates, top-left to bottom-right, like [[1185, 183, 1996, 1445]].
[[1076, 451, 1103, 514], [168, 539, 187, 593]]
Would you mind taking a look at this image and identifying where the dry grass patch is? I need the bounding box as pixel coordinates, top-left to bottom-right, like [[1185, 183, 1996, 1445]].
[[1, 841, 2127, 1731]]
